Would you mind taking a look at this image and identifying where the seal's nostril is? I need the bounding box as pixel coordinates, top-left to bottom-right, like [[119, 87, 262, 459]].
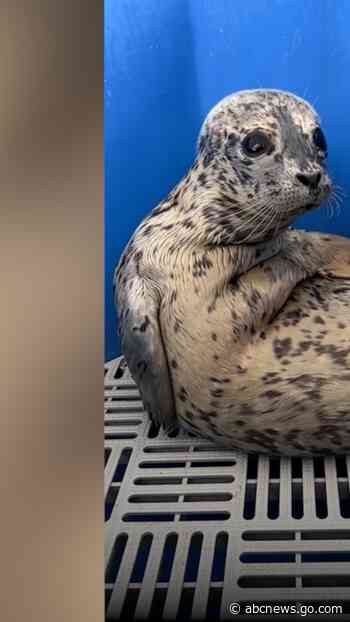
[[296, 172, 322, 190]]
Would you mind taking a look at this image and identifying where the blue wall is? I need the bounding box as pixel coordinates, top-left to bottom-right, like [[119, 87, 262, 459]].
[[105, 0, 350, 361]]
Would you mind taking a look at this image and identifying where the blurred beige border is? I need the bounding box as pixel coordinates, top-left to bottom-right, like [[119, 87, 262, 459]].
[[0, 1, 103, 621]]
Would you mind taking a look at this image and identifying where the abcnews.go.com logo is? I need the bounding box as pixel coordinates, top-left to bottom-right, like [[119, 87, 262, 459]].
[[228, 602, 343, 616]]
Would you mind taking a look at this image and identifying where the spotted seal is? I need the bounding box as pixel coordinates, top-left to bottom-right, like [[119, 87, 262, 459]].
[[115, 89, 350, 455]]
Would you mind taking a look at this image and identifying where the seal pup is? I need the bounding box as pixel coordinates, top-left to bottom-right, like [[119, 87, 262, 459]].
[[115, 89, 350, 455]]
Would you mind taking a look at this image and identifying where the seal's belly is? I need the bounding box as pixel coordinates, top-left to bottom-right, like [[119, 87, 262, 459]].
[[162, 277, 350, 455]]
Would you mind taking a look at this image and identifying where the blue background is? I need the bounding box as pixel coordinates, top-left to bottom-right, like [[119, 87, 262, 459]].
[[105, 0, 350, 361]]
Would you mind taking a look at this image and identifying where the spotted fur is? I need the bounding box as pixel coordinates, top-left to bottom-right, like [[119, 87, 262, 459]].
[[115, 89, 350, 455]]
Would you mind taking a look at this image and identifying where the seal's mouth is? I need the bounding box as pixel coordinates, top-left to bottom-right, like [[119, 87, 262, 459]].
[[298, 182, 332, 215]]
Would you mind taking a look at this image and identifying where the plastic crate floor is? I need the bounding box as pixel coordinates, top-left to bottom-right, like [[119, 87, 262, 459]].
[[105, 357, 350, 621]]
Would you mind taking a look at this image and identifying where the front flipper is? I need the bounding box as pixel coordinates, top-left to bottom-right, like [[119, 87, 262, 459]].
[[114, 267, 177, 432], [315, 233, 350, 279]]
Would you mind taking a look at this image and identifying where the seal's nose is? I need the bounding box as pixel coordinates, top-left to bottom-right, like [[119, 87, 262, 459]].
[[296, 172, 322, 190]]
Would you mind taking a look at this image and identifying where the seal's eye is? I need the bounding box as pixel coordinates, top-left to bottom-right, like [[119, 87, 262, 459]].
[[313, 127, 327, 156], [242, 131, 272, 157]]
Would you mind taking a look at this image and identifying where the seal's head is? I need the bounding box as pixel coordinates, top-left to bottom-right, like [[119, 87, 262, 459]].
[[194, 89, 332, 245]]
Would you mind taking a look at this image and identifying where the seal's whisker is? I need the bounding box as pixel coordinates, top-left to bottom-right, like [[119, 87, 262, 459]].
[[233, 204, 269, 235], [329, 191, 344, 213], [333, 183, 347, 197], [325, 193, 342, 220], [234, 204, 272, 238], [333, 189, 346, 199], [242, 202, 279, 242]]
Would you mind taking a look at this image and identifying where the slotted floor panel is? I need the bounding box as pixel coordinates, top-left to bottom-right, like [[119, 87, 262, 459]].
[[105, 357, 350, 621]]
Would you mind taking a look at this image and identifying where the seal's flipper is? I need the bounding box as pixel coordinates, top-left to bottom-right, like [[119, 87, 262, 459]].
[[316, 234, 350, 279], [115, 271, 177, 432]]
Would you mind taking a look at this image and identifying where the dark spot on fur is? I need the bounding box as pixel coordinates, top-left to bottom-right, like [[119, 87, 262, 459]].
[[273, 337, 292, 359], [314, 315, 325, 325], [334, 287, 350, 294], [183, 218, 194, 229], [240, 404, 256, 416], [262, 390, 282, 399], [210, 388, 224, 398]]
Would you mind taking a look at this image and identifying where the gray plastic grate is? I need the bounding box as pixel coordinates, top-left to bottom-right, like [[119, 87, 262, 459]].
[[105, 357, 350, 620]]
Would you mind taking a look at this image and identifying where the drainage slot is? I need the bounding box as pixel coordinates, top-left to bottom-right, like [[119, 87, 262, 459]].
[[104, 432, 137, 439], [302, 575, 350, 587], [211, 532, 228, 582], [301, 552, 350, 563], [105, 419, 141, 426], [113, 448, 132, 482], [119, 588, 140, 621], [314, 480, 328, 518], [336, 456, 348, 478], [157, 533, 178, 582], [301, 530, 350, 540], [123, 513, 175, 522], [139, 461, 186, 469], [129, 494, 178, 504], [105, 486, 119, 521], [243, 482, 257, 520], [134, 477, 182, 486], [206, 587, 223, 620], [187, 475, 234, 484], [247, 455, 258, 479], [190, 460, 236, 468], [291, 481, 303, 519], [313, 456, 325, 478], [105, 589, 113, 616], [338, 480, 350, 518], [183, 493, 232, 503], [129, 534, 153, 583], [105, 534, 128, 583], [105, 448, 112, 467], [184, 533, 203, 582], [144, 445, 191, 453], [268, 482, 280, 520], [240, 552, 295, 564], [238, 575, 296, 588], [180, 512, 230, 522], [192, 445, 219, 452], [267, 458, 280, 519], [176, 588, 194, 621], [242, 531, 295, 541], [149, 588, 167, 620], [291, 459, 303, 519], [243, 456, 258, 520], [269, 458, 280, 480], [291, 457, 302, 479]]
